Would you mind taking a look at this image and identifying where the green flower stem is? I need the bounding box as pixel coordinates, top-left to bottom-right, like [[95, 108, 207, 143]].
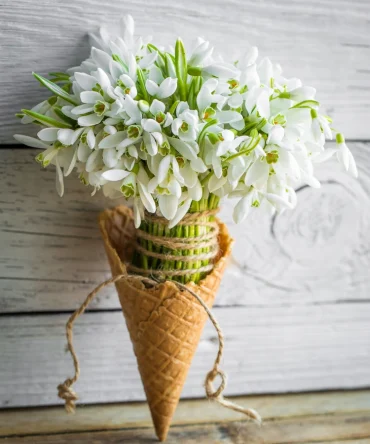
[[132, 194, 220, 284]]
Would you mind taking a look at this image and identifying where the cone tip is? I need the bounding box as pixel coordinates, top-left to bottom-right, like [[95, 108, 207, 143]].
[[155, 423, 170, 442]]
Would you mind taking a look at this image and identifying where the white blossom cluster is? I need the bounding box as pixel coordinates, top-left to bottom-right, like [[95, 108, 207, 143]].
[[15, 15, 357, 228]]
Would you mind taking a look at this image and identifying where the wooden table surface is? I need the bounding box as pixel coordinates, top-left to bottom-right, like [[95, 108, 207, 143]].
[[1, 390, 370, 443]]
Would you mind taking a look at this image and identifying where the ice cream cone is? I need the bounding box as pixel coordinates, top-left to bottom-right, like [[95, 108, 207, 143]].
[[99, 205, 233, 441]]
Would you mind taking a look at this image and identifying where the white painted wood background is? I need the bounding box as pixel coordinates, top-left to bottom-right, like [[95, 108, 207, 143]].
[[0, 0, 370, 410]]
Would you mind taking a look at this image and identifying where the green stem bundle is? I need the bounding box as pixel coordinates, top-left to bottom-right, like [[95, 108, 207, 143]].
[[132, 194, 220, 284]]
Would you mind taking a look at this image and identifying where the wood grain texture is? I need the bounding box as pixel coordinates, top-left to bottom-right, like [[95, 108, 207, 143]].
[[1, 390, 369, 437], [1, 304, 370, 408], [1, 142, 369, 312], [1, 0, 370, 143], [3, 413, 370, 443]]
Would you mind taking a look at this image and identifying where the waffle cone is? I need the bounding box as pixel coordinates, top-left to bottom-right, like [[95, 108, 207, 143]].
[[99, 205, 233, 441]]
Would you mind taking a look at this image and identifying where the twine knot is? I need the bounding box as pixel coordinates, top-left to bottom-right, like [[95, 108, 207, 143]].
[[57, 379, 78, 413], [205, 367, 227, 399]]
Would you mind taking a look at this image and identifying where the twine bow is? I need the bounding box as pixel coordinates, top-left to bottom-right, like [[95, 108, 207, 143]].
[[57, 273, 262, 425]]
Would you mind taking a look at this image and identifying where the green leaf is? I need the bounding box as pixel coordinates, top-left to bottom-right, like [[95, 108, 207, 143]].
[[197, 119, 218, 145], [290, 100, 320, 109], [225, 134, 262, 162], [147, 44, 166, 66], [15, 113, 24, 119], [21, 109, 72, 129], [54, 107, 77, 126], [112, 54, 128, 71], [165, 53, 176, 78], [187, 78, 196, 109], [175, 38, 187, 101], [169, 100, 180, 115], [193, 76, 202, 108], [137, 66, 149, 101], [49, 72, 70, 80], [187, 66, 202, 76], [33, 73, 78, 105], [49, 72, 71, 83]]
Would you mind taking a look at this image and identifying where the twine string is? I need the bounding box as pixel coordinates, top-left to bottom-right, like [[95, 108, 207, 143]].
[[57, 273, 262, 425], [134, 209, 220, 276]]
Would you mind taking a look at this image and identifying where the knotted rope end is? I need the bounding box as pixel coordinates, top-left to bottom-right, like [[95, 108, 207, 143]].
[[57, 379, 78, 414], [204, 367, 262, 426]]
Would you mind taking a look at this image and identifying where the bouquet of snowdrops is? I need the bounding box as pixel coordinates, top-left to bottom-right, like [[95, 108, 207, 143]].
[[15, 14, 357, 284], [15, 15, 359, 441]]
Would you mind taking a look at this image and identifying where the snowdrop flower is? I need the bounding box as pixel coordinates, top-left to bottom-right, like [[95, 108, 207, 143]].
[[115, 74, 138, 98], [15, 14, 357, 225], [336, 134, 358, 178], [72, 90, 111, 126], [202, 62, 240, 79], [188, 39, 213, 67], [233, 188, 262, 224], [149, 99, 173, 128], [146, 77, 177, 99], [172, 102, 199, 141], [197, 78, 223, 119]]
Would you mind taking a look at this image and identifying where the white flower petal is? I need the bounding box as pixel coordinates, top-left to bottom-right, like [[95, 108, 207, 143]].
[[168, 178, 182, 198], [150, 99, 165, 115], [158, 77, 177, 99], [87, 129, 96, 149], [142, 118, 161, 133], [191, 157, 207, 173], [71, 104, 95, 115], [203, 62, 240, 78], [57, 129, 75, 146], [78, 113, 104, 126], [168, 137, 197, 161], [91, 47, 112, 73], [168, 198, 192, 228], [99, 131, 126, 149], [133, 197, 143, 228], [256, 89, 270, 118], [158, 194, 178, 220], [143, 132, 157, 155], [245, 159, 269, 187], [157, 155, 171, 183], [64, 148, 78, 176], [233, 193, 253, 224], [348, 150, 358, 178], [74, 72, 97, 91], [188, 179, 202, 201], [37, 128, 59, 142], [102, 169, 130, 181], [138, 181, 156, 213], [139, 51, 158, 69], [149, 66, 164, 84], [216, 110, 243, 124], [265, 191, 295, 209], [80, 91, 104, 104], [77, 142, 90, 162], [145, 79, 159, 96], [55, 158, 64, 197], [180, 163, 197, 187], [208, 174, 227, 192], [124, 95, 142, 123], [267, 125, 284, 145], [86, 149, 102, 172], [103, 148, 119, 168], [228, 93, 243, 108], [14, 134, 49, 149]]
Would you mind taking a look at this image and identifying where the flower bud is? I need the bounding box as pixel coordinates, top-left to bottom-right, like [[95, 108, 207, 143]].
[[138, 100, 149, 113]]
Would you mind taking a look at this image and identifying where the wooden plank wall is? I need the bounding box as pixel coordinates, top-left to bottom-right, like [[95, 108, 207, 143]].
[[0, 0, 370, 410]]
